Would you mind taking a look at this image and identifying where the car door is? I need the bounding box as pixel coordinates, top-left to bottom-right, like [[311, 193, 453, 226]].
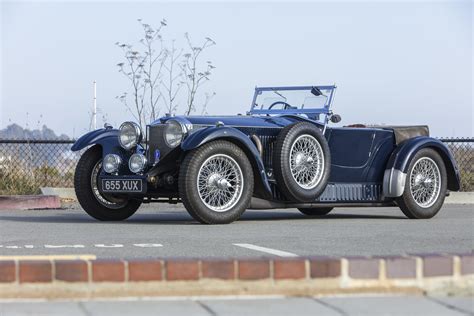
[[325, 128, 376, 183]]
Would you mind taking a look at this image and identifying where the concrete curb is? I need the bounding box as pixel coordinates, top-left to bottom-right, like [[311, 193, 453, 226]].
[[445, 192, 474, 204], [40, 187, 76, 201], [0, 254, 472, 299], [0, 195, 61, 210]]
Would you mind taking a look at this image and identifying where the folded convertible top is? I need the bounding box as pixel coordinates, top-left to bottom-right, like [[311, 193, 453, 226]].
[[378, 125, 429, 145]]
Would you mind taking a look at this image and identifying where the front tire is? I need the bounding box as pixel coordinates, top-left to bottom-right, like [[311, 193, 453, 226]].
[[74, 146, 142, 221], [179, 140, 254, 224], [298, 207, 333, 216], [396, 148, 447, 219]]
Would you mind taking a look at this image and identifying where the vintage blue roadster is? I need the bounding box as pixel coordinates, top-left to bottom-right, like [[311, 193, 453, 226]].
[[72, 85, 460, 224]]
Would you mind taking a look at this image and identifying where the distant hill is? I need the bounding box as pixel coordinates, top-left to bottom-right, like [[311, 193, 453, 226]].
[[0, 124, 70, 140]]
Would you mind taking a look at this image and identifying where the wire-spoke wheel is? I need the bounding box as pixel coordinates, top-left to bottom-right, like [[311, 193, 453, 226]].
[[409, 157, 441, 208], [289, 134, 325, 190], [273, 122, 331, 202], [197, 154, 244, 212], [397, 148, 447, 219], [179, 140, 254, 224]]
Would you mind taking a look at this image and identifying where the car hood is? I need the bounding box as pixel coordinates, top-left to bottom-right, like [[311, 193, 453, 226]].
[[160, 115, 298, 128]]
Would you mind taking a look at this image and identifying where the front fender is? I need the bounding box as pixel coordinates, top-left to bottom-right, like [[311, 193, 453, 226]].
[[71, 129, 121, 156], [181, 126, 272, 196], [383, 136, 461, 197]]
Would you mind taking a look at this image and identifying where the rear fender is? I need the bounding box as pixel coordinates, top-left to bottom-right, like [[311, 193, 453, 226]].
[[383, 136, 460, 197], [181, 126, 272, 196]]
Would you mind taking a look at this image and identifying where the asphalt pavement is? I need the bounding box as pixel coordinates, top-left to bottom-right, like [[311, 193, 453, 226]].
[[1, 204, 473, 259], [1, 295, 473, 316]]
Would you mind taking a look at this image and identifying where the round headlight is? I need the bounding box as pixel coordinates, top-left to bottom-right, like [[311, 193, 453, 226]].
[[164, 120, 187, 148], [103, 154, 122, 173], [119, 122, 142, 150], [129, 154, 147, 174]]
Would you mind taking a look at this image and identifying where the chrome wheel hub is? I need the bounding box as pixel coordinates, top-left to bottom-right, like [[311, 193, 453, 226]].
[[197, 154, 244, 212], [207, 173, 232, 190], [409, 157, 441, 208], [289, 134, 325, 190]]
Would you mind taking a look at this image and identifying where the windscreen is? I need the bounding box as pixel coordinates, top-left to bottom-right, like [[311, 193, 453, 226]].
[[253, 88, 331, 110]]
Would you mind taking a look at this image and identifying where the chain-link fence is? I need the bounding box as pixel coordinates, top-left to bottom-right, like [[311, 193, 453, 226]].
[[0, 140, 79, 195], [0, 138, 473, 195], [440, 138, 473, 192]]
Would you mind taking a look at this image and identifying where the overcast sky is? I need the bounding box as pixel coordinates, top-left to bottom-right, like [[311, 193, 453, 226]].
[[1, 0, 472, 138]]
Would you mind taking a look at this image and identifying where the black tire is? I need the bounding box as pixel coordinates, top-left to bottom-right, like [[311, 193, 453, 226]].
[[179, 140, 254, 224], [298, 207, 333, 216], [273, 122, 331, 202], [74, 146, 142, 221], [396, 148, 447, 219]]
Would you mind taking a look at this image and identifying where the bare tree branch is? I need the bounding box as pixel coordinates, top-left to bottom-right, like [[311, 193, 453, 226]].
[[181, 33, 216, 116], [162, 41, 183, 115], [116, 20, 216, 127]]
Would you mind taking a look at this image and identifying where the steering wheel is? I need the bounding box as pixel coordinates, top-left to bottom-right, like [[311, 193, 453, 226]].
[[269, 101, 294, 110]]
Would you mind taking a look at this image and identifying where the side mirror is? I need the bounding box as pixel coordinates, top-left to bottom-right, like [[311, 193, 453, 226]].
[[330, 114, 342, 123]]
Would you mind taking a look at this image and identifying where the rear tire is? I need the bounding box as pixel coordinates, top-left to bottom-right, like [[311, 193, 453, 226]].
[[298, 207, 333, 216], [396, 148, 447, 219], [179, 140, 254, 224], [74, 146, 142, 221]]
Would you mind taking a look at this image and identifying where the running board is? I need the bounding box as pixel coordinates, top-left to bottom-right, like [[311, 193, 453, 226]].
[[249, 198, 396, 209]]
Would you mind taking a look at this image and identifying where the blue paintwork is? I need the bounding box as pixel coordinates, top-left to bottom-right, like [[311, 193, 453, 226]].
[[160, 115, 297, 128], [385, 136, 460, 191], [326, 128, 395, 183], [181, 126, 272, 194], [71, 128, 131, 168], [71, 129, 119, 152], [364, 133, 396, 182]]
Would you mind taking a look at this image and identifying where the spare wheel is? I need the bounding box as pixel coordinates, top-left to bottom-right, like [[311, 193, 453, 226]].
[[273, 122, 331, 202]]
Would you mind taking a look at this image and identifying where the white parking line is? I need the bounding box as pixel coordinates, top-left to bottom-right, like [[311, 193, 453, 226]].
[[233, 243, 299, 257], [133, 243, 163, 248], [0, 244, 163, 249], [94, 244, 124, 248], [44, 245, 85, 248]]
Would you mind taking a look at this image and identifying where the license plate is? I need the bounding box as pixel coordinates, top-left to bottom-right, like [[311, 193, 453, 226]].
[[101, 179, 143, 193]]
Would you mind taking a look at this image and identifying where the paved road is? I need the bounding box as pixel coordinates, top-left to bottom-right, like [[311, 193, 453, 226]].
[[1, 295, 473, 315], [0, 204, 473, 259]]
